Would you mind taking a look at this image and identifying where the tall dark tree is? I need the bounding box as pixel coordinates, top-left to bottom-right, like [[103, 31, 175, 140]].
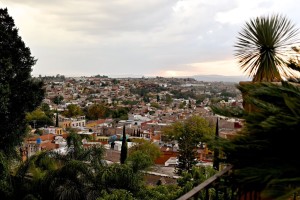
[[52, 95, 64, 105], [55, 111, 59, 127], [0, 8, 44, 154], [213, 117, 219, 171], [120, 125, 128, 164]]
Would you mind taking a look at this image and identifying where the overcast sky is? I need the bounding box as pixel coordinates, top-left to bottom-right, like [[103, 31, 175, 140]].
[[1, 0, 300, 77]]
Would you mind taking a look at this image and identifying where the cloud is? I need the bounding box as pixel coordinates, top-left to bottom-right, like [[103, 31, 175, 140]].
[[1, 0, 299, 77]]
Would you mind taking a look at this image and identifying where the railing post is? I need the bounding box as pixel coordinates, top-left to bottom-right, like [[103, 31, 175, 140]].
[[176, 165, 233, 200], [205, 187, 209, 200], [193, 192, 199, 200], [215, 178, 219, 200]]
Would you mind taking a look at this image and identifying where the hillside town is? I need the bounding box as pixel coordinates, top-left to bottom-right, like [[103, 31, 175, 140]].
[[2, 4, 300, 199], [23, 75, 243, 179]]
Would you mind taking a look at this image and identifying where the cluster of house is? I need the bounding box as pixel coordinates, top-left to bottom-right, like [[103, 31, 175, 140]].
[[43, 76, 241, 111], [23, 113, 242, 166], [22, 76, 243, 166]]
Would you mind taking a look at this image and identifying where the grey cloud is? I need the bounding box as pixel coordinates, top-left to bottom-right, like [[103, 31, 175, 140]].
[[4, 0, 299, 77]]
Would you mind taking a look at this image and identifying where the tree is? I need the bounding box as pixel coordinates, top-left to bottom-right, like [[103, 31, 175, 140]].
[[98, 189, 134, 200], [127, 139, 161, 172], [26, 108, 54, 128], [14, 132, 105, 200], [66, 129, 88, 159], [111, 107, 129, 120], [213, 82, 300, 199], [165, 94, 173, 105], [126, 151, 153, 173], [40, 103, 51, 114], [150, 102, 161, 109], [212, 118, 219, 171], [63, 104, 83, 118], [162, 116, 214, 174], [86, 103, 110, 120], [0, 8, 44, 154], [235, 14, 299, 82], [177, 166, 216, 193], [120, 125, 128, 164], [52, 95, 64, 105], [129, 139, 161, 162]]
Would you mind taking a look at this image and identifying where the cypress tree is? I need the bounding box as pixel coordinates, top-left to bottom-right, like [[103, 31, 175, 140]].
[[213, 117, 219, 170], [120, 125, 127, 164], [55, 109, 59, 127]]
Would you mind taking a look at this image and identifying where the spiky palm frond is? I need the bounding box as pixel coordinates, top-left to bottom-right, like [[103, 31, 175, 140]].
[[45, 160, 96, 200], [235, 14, 299, 82]]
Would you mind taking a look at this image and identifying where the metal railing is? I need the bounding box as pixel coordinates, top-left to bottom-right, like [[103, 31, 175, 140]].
[[177, 165, 234, 200]]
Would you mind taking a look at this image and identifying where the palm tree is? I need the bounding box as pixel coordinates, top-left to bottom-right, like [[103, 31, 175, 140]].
[[235, 14, 299, 82]]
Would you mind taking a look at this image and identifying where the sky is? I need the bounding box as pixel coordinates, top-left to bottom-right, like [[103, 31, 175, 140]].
[[1, 0, 300, 78]]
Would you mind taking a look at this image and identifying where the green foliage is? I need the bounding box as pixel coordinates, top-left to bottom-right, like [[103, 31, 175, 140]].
[[126, 151, 153, 172], [111, 107, 129, 120], [211, 105, 244, 118], [179, 101, 186, 109], [156, 95, 160, 102], [162, 116, 214, 174], [171, 90, 196, 99], [210, 97, 222, 104], [122, 100, 139, 106], [66, 129, 93, 159], [40, 103, 51, 114], [136, 185, 181, 200], [100, 163, 142, 192], [98, 189, 134, 200], [111, 79, 119, 85], [26, 108, 54, 128], [0, 8, 44, 154], [177, 166, 216, 187], [215, 82, 300, 199], [129, 139, 161, 163], [165, 94, 173, 104], [86, 103, 110, 120], [150, 102, 161, 109], [52, 95, 64, 105], [235, 14, 299, 82], [130, 85, 167, 97], [94, 74, 108, 78], [63, 104, 84, 118], [14, 137, 106, 200], [127, 139, 161, 172]]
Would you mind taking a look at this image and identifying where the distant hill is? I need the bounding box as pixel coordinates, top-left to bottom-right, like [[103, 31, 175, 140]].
[[191, 75, 250, 82]]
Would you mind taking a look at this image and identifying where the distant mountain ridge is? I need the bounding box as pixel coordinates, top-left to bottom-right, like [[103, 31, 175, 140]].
[[191, 75, 250, 82]]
